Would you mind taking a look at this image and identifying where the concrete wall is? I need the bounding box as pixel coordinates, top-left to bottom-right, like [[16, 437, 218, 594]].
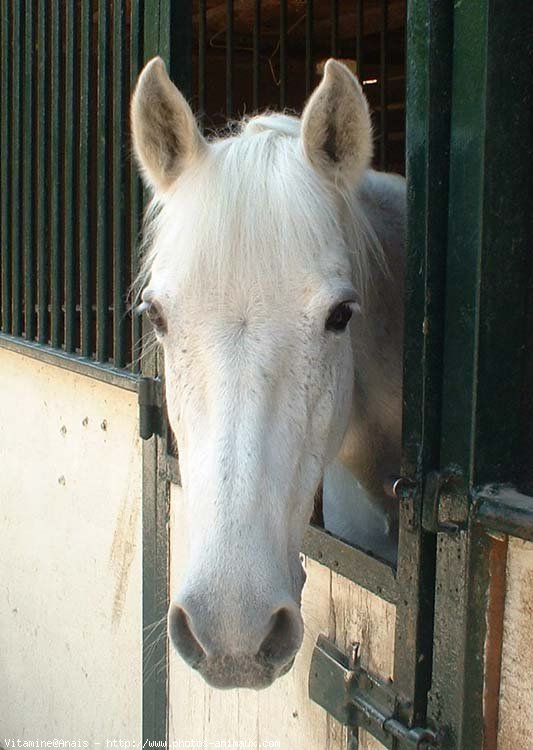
[[0, 349, 142, 741]]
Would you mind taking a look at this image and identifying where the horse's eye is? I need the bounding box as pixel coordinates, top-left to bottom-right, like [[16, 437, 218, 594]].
[[146, 301, 167, 334], [326, 302, 353, 332]]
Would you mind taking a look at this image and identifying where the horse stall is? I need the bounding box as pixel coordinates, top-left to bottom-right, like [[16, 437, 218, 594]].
[[1, 2, 532, 750]]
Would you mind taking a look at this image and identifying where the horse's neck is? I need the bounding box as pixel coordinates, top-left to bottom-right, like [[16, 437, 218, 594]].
[[338, 169, 406, 512]]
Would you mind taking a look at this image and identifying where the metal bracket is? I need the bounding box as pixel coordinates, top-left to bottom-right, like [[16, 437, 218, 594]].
[[309, 635, 439, 749], [421, 471, 469, 534], [138, 376, 163, 440]]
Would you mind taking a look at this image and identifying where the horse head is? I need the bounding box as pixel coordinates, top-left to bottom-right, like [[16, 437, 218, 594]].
[[131, 58, 377, 689]]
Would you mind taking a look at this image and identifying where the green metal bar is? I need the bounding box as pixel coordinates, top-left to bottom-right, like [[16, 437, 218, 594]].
[[96, 0, 110, 362], [113, 0, 126, 368], [143, 0, 161, 65], [305, 0, 313, 97], [395, 0, 453, 730], [78, 0, 91, 358], [37, 0, 49, 344], [226, 0, 233, 117], [379, 0, 388, 171], [63, 1, 76, 353], [130, 0, 143, 373], [252, 0, 260, 110], [0, 1, 12, 332], [150, 0, 192, 100], [0, 331, 139, 392], [10, 0, 23, 337], [23, 0, 36, 341], [279, 0, 287, 108], [474, 487, 533, 543], [302, 525, 398, 604], [49, 1, 61, 349], [198, 0, 206, 123], [428, 1, 533, 747]]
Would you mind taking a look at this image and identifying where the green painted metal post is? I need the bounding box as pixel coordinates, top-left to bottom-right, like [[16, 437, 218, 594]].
[[113, 0, 127, 369], [23, 0, 36, 341], [396, 0, 453, 731], [130, 0, 143, 373], [427, 1, 533, 748], [0, 1, 12, 333], [36, 0, 49, 344], [63, 1, 76, 354], [96, 1, 110, 362], [49, 2, 61, 349], [78, 0, 92, 358], [10, 1, 23, 337]]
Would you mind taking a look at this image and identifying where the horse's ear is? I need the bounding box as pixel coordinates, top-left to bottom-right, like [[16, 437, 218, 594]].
[[131, 57, 205, 194], [301, 59, 372, 185]]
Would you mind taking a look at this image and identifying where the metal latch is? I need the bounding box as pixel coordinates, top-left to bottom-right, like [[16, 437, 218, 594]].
[[138, 376, 163, 440], [309, 635, 439, 749], [421, 471, 469, 534]]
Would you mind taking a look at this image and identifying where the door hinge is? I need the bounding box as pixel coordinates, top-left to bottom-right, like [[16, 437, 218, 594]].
[[138, 376, 163, 440], [309, 635, 439, 749], [421, 470, 469, 534]]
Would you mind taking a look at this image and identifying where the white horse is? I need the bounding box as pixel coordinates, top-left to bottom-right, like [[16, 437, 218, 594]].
[[131, 57, 405, 690]]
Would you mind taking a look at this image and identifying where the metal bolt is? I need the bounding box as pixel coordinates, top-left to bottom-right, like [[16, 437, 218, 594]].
[[348, 641, 360, 670], [384, 475, 416, 501]]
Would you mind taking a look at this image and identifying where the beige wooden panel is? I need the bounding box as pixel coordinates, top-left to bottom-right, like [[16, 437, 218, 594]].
[[0, 349, 142, 740], [168, 484, 394, 749], [497, 537, 533, 750]]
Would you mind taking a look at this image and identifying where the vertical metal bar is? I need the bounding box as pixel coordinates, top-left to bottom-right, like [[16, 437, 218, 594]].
[[63, 0, 76, 353], [11, 0, 23, 337], [279, 0, 287, 108], [49, 1, 61, 348], [163, 2, 193, 96], [130, 0, 143, 373], [112, 0, 126, 368], [96, 0, 109, 362], [198, 0, 206, 125], [379, 0, 388, 170], [79, 0, 91, 358], [396, 0, 453, 730], [23, 0, 36, 341], [428, 3, 533, 744], [37, 0, 48, 344], [252, 0, 260, 111], [305, 0, 313, 97], [330, 0, 339, 59], [225, 0, 233, 117], [356, 0, 364, 83], [0, 1, 12, 333]]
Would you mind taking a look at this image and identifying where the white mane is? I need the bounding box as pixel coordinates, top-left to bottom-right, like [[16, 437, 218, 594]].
[[136, 113, 383, 304]]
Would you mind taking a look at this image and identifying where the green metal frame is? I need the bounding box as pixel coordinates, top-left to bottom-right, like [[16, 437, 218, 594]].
[[0, 332, 138, 391], [302, 525, 398, 604], [426, 1, 533, 748]]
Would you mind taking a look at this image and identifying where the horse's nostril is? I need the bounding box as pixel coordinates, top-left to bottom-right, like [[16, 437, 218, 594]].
[[168, 603, 206, 668], [257, 606, 302, 667]]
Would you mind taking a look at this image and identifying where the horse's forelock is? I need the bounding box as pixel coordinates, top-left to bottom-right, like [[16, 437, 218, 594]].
[[133, 112, 384, 308]]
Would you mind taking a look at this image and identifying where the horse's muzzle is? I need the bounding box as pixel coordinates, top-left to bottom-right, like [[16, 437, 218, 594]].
[[167, 600, 302, 689]]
